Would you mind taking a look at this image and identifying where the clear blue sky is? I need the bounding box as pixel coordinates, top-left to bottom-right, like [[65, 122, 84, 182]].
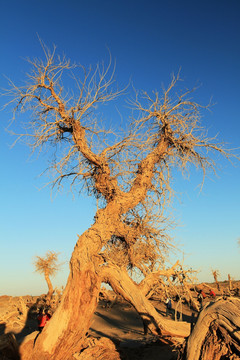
[[0, 0, 239, 296]]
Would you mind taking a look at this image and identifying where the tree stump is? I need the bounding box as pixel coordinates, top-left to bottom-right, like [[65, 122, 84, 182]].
[[178, 297, 240, 360]]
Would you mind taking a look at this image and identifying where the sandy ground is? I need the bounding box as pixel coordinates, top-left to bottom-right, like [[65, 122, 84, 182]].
[[1, 295, 191, 359], [1, 295, 192, 359], [3, 284, 235, 359], [88, 299, 195, 360]]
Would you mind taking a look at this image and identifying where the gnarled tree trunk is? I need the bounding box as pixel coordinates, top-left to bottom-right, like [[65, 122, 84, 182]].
[[178, 297, 240, 360], [101, 264, 190, 338], [26, 247, 101, 359], [25, 206, 118, 360], [26, 229, 101, 360]]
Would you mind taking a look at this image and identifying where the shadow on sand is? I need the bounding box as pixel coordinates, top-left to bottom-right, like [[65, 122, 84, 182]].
[[0, 302, 40, 360], [1, 298, 193, 360]]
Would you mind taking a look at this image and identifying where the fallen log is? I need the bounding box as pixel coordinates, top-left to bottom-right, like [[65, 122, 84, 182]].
[[178, 297, 240, 360], [101, 264, 191, 338]]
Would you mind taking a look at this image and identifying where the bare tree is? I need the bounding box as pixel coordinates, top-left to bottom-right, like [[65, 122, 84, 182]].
[[33, 251, 62, 300], [4, 44, 236, 359], [228, 274, 232, 292], [212, 269, 221, 291]]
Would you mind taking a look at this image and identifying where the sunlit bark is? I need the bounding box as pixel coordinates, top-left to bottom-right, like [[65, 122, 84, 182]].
[[178, 297, 240, 360]]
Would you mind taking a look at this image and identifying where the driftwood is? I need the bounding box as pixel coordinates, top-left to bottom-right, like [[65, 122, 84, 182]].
[[178, 297, 240, 360]]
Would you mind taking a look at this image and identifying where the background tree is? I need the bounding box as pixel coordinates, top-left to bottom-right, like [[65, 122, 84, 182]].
[[228, 274, 232, 292], [212, 269, 221, 291], [33, 251, 61, 300], [4, 44, 236, 359]]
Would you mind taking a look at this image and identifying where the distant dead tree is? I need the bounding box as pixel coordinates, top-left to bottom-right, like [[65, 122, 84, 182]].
[[4, 43, 238, 360], [228, 274, 232, 292], [212, 269, 221, 291], [33, 251, 62, 300]]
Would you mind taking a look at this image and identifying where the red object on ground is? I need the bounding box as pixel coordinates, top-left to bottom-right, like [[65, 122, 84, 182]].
[[209, 289, 216, 297], [37, 314, 49, 328]]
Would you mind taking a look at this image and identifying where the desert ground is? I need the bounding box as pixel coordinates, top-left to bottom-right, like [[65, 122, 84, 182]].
[[0, 281, 239, 360], [0, 295, 193, 360], [89, 297, 192, 360]]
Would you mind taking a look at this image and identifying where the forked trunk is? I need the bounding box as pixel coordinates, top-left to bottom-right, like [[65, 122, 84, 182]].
[[101, 265, 190, 338], [178, 297, 240, 360]]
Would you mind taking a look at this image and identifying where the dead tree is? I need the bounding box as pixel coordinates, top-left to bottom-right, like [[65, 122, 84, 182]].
[[33, 251, 62, 301], [228, 274, 232, 292], [212, 269, 221, 291], [4, 44, 236, 359]]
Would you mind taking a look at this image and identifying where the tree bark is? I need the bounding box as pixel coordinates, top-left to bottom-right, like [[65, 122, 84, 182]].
[[29, 257, 101, 359], [101, 264, 190, 338], [27, 205, 119, 360], [178, 297, 240, 360], [29, 236, 100, 358], [74, 337, 121, 360]]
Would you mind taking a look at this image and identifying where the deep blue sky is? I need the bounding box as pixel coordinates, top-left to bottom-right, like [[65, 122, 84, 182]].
[[1, 0, 240, 295]]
